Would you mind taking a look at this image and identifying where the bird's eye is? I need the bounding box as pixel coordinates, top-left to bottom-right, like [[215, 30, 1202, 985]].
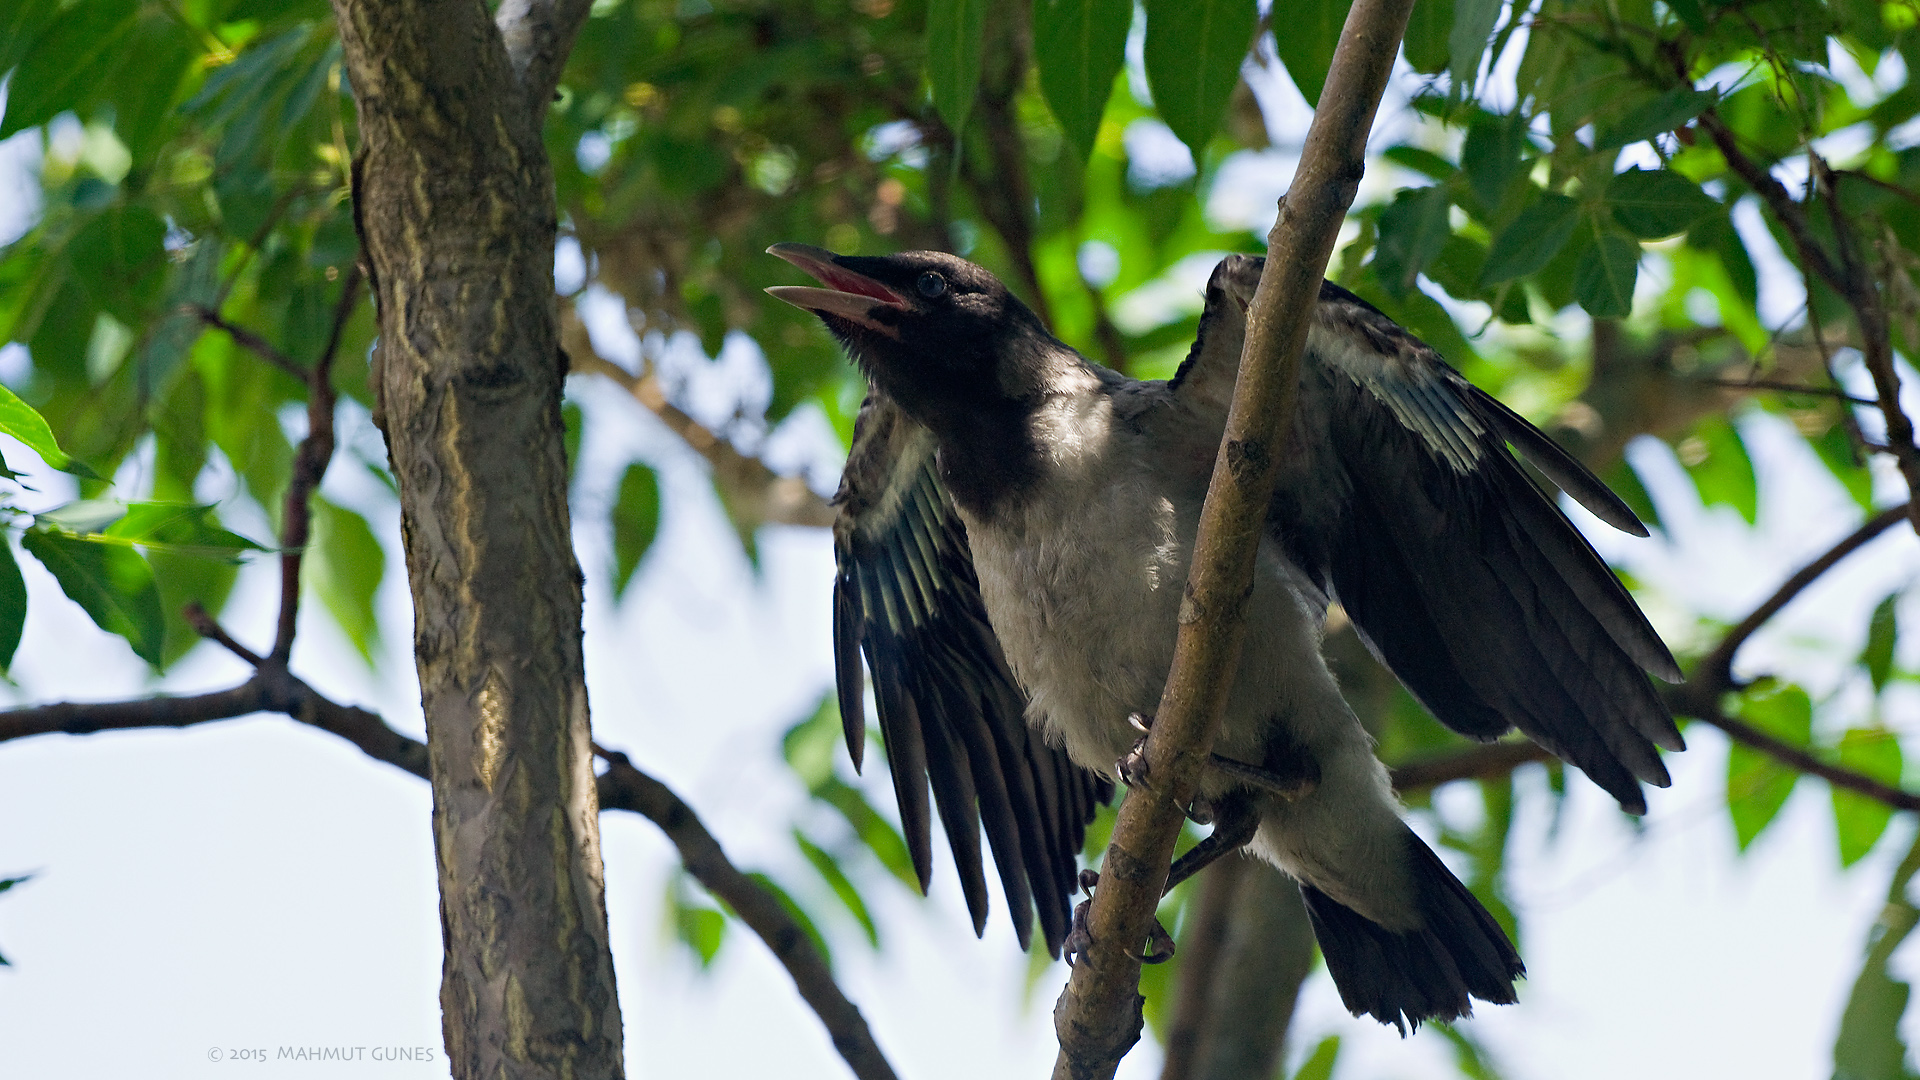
[[916, 272, 947, 299]]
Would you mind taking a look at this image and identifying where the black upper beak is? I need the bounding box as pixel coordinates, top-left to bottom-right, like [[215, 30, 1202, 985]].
[[765, 243, 908, 334]]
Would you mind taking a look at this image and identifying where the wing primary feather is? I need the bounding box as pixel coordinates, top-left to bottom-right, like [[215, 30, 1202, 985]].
[[910, 664, 991, 935], [1465, 383, 1651, 538], [859, 559, 936, 892], [832, 575, 866, 772]]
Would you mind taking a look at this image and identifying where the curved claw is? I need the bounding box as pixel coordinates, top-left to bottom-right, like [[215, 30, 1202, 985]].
[[1132, 919, 1177, 965]]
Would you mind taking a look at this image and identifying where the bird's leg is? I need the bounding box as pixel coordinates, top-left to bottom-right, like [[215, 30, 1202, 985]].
[[1163, 791, 1260, 894], [1063, 795, 1261, 967], [1205, 753, 1318, 801]]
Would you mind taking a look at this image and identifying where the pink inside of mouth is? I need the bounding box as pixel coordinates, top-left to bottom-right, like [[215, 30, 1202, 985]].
[[813, 266, 905, 305]]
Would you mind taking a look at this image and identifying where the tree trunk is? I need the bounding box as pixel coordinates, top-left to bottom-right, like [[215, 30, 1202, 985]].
[[328, 1, 623, 1076]]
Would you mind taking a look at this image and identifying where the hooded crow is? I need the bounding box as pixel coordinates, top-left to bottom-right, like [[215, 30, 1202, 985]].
[[769, 244, 1682, 1030]]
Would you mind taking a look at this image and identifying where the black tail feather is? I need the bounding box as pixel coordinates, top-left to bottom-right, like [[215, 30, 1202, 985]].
[[1299, 831, 1523, 1033]]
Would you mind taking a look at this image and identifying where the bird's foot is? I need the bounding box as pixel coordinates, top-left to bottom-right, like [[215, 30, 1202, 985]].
[[1116, 714, 1237, 826], [1062, 868, 1176, 967], [1115, 713, 1154, 789]]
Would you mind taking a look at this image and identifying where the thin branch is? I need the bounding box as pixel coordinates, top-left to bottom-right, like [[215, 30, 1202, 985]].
[[1696, 105, 1920, 534], [0, 684, 270, 739], [1693, 708, 1920, 812], [559, 305, 835, 529], [1389, 739, 1553, 793], [0, 688, 893, 1079], [1837, 168, 1920, 211], [1051, 1, 1416, 1076], [494, 0, 595, 111], [189, 305, 307, 382], [1696, 376, 1874, 405], [594, 749, 900, 1080], [273, 265, 363, 662], [1691, 503, 1910, 692], [183, 601, 264, 666]]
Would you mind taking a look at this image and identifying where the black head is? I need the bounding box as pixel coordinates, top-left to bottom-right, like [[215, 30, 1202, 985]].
[[767, 244, 1074, 513], [765, 244, 1067, 424]]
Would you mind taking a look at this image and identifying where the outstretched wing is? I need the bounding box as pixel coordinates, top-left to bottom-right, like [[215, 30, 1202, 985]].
[[833, 389, 1109, 954], [1172, 256, 1682, 813]]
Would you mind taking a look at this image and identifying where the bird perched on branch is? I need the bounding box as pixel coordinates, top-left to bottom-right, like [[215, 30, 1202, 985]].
[[768, 243, 1683, 1031]]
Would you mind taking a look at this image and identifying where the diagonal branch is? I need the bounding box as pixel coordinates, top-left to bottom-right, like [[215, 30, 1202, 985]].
[[189, 305, 307, 383], [1690, 503, 1910, 693], [560, 304, 835, 529], [594, 748, 900, 1080], [1050, 1, 1417, 1076]]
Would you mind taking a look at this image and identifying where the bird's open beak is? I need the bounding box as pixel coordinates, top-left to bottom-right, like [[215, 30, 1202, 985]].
[[765, 243, 907, 335]]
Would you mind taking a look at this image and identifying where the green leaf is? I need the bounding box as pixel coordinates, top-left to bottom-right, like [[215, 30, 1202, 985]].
[[0, 538, 25, 674], [35, 499, 126, 535], [926, 0, 987, 139], [1811, 422, 1875, 516], [67, 206, 170, 324], [1271, 0, 1352, 106], [745, 872, 833, 969], [814, 778, 919, 889], [1381, 144, 1457, 181], [1461, 111, 1528, 210], [1831, 729, 1901, 868], [309, 498, 384, 664], [0, 0, 138, 140], [1606, 168, 1719, 240], [1864, 592, 1900, 693], [666, 877, 727, 968], [0, 381, 96, 477], [149, 545, 240, 669], [1448, 0, 1504, 93], [1292, 1035, 1341, 1080], [0, 0, 60, 78], [20, 526, 164, 666], [105, 502, 267, 560], [1481, 192, 1579, 284], [1032, 0, 1132, 162], [1594, 87, 1717, 150], [1372, 186, 1453, 297], [1573, 232, 1640, 318], [1833, 833, 1920, 1080], [1726, 683, 1811, 851], [610, 462, 662, 602], [794, 831, 880, 947], [1604, 458, 1661, 531], [1682, 415, 1758, 524], [1665, 0, 1707, 32], [1402, 0, 1456, 74], [1143, 0, 1259, 160]]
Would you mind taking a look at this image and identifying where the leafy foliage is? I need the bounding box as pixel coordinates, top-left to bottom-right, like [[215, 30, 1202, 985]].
[[4, 0, 1920, 1074]]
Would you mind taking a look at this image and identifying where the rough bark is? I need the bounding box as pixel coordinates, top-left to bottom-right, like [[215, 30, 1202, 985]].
[[326, 1, 622, 1076]]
